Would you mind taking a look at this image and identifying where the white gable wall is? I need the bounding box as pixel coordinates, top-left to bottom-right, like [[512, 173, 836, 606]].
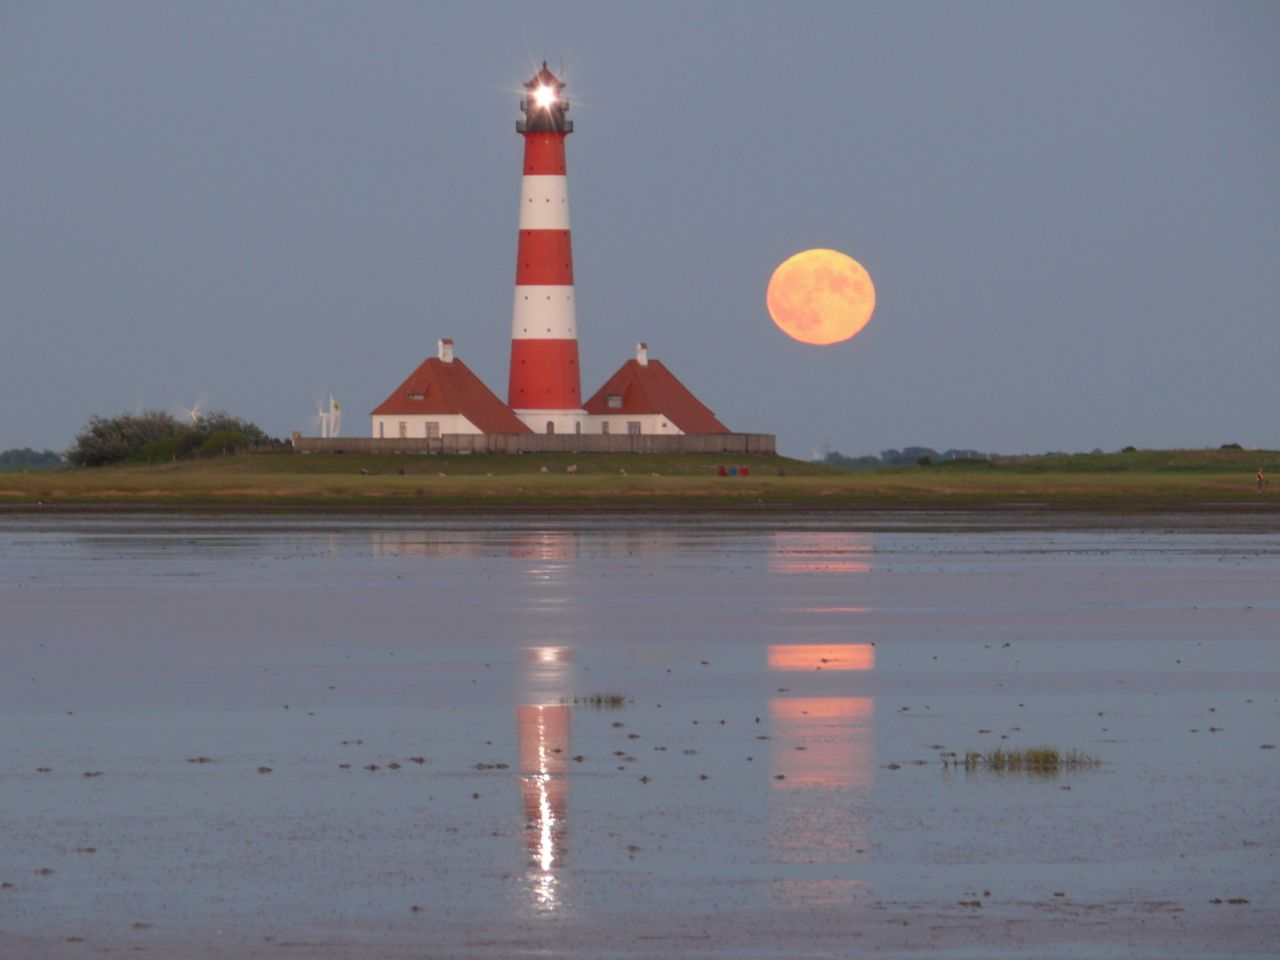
[[584, 414, 681, 435], [371, 413, 481, 439]]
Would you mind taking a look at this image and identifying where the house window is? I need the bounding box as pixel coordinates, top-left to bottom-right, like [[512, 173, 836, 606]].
[[627, 421, 641, 435], [398, 421, 407, 438], [574, 421, 581, 434], [607, 394, 622, 410], [407, 392, 424, 401], [378, 422, 385, 439], [425, 422, 440, 439], [601, 421, 610, 435], [546, 421, 555, 434]]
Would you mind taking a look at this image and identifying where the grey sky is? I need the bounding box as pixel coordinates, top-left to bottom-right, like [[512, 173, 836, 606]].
[[3, 1, 1277, 457]]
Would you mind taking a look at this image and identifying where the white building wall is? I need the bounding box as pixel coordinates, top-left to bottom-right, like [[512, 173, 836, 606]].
[[370, 412, 686, 438], [513, 409, 588, 436], [371, 413, 480, 439], [584, 414, 681, 436]]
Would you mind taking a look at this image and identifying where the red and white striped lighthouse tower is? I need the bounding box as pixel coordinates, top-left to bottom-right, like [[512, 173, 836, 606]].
[[508, 63, 585, 435]]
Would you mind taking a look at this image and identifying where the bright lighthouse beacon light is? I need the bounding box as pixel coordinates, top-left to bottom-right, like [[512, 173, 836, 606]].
[[517, 61, 572, 134], [533, 85, 557, 110]]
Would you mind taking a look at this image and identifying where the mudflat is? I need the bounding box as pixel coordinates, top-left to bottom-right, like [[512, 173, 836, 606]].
[[1, 514, 1276, 959]]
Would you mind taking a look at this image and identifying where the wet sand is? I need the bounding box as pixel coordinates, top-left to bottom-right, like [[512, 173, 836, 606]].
[[1, 515, 1276, 958]]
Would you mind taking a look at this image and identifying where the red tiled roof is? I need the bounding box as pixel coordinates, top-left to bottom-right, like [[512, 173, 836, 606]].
[[584, 359, 729, 434], [371, 357, 532, 434]]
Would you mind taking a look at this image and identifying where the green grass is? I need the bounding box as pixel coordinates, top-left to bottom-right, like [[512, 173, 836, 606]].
[[955, 747, 1101, 773], [560, 693, 628, 708], [929, 447, 1280, 474], [0, 461, 64, 474], [1, 449, 1276, 512], [259, 451, 837, 477]]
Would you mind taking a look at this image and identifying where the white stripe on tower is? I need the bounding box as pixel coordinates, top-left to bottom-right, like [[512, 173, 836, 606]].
[[518, 175, 571, 231], [513, 286, 576, 339]]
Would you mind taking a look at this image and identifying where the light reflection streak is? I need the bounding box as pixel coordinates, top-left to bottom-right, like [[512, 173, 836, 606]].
[[368, 529, 486, 558], [768, 695, 875, 887], [769, 697, 875, 789], [768, 532, 872, 575], [767, 634, 876, 897], [517, 703, 569, 911], [527, 645, 572, 666], [768, 644, 875, 672], [523, 645, 575, 704], [508, 532, 578, 561], [513, 534, 578, 615]]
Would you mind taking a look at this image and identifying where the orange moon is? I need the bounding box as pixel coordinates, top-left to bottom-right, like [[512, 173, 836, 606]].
[[766, 249, 876, 345]]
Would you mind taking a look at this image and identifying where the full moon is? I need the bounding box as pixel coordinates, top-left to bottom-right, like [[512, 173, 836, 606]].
[[766, 249, 876, 345]]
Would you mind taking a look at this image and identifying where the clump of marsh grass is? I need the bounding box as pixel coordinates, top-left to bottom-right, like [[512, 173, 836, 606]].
[[560, 693, 628, 708], [949, 747, 1100, 773]]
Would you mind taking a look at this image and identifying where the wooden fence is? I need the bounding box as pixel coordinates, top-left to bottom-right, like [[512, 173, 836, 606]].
[[290, 433, 776, 456]]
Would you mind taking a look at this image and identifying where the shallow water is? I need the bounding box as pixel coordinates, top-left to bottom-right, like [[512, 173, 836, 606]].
[[1, 514, 1277, 958]]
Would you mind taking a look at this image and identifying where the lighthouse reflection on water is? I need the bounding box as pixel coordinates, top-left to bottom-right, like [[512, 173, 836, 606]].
[[519, 646, 573, 910]]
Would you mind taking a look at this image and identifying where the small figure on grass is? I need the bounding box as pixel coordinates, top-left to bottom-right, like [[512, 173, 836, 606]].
[[1258, 467, 1267, 493]]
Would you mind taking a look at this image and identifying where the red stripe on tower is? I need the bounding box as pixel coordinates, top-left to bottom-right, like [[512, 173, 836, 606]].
[[515, 231, 573, 285], [508, 63, 585, 434]]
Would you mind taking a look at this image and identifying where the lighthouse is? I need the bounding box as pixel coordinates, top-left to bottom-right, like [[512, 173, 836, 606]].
[[508, 63, 586, 435], [364, 61, 751, 451]]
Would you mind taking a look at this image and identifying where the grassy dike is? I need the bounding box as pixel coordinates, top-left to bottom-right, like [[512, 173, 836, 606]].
[[1, 449, 1277, 513]]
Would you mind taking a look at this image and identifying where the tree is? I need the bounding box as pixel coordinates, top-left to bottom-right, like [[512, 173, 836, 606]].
[[67, 411, 185, 467], [0, 448, 64, 471], [198, 430, 249, 457], [880, 447, 940, 466], [67, 410, 278, 467], [196, 412, 270, 447], [820, 450, 881, 470]]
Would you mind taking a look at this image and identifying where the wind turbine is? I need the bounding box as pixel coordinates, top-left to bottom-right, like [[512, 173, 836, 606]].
[[312, 395, 342, 438], [327, 395, 342, 438], [177, 392, 209, 424]]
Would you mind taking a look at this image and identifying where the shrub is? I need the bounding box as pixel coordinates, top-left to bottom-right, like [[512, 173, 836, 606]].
[[133, 435, 196, 463], [198, 430, 248, 457], [0, 448, 63, 471], [68, 410, 276, 467], [197, 413, 270, 447], [68, 411, 184, 467]]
